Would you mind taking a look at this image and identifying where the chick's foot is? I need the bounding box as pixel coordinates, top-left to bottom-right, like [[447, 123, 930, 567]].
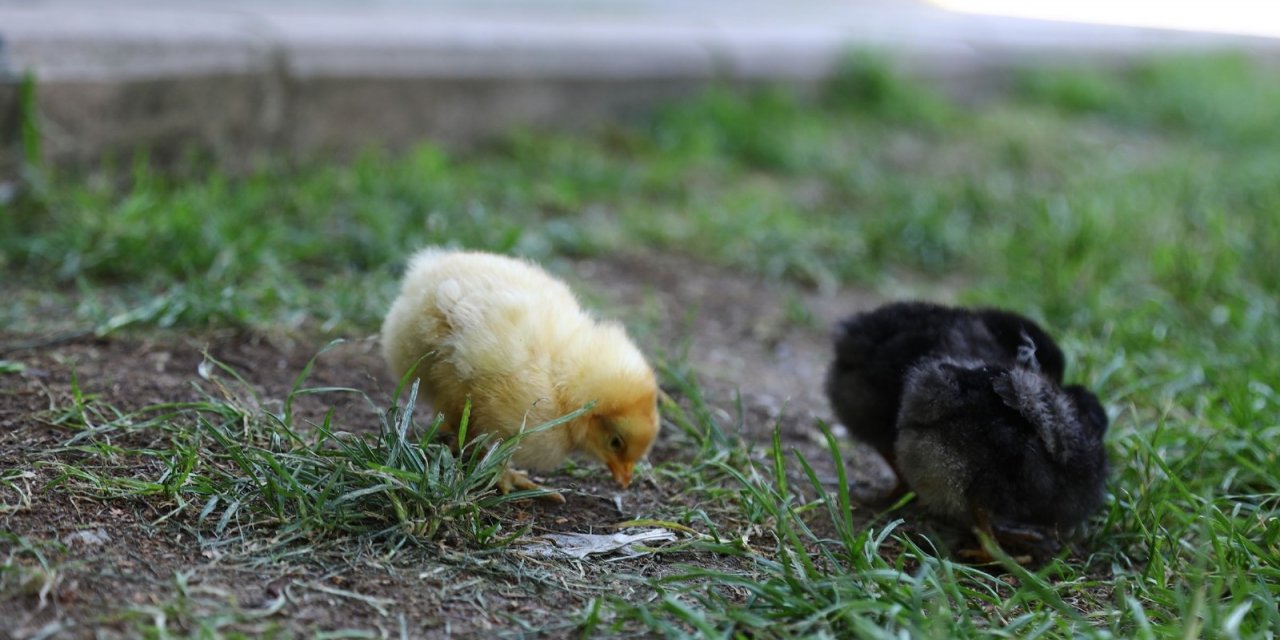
[[958, 511, 1061, 566], [956, 546, 1034, 566], [990, 522, 1063, 562], [499, 468, 566, 503]]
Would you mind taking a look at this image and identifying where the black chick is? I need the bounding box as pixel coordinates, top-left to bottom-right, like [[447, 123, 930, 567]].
[[893, 352, 1109, 562], [824, 301, 1065, 498]]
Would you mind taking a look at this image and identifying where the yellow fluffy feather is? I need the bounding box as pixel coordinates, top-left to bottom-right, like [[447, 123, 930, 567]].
[[380, 247, 660, 497]]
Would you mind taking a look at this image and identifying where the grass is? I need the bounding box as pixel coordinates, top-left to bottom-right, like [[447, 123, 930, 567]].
[[40, 345, 578, 546], [4, 53, 1280, 636]]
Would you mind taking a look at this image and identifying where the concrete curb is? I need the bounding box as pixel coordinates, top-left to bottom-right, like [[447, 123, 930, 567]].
[[2, 1, 1278, 171]]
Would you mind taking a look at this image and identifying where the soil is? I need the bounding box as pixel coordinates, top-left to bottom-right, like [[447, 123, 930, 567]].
[[0, 251, 903, 639]]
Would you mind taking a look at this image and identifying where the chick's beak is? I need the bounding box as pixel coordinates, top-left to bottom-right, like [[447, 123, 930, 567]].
[[608, 460, 634, 489]]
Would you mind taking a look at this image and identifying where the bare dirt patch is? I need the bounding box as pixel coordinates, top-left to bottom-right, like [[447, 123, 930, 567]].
[[1, 251, 898, 638]]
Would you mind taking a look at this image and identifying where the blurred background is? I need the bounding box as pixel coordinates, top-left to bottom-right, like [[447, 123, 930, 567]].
[[3, 0, 1277, 173]]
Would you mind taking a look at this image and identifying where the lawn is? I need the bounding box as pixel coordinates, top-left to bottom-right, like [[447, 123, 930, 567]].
[[2, 54, 1278, 638]]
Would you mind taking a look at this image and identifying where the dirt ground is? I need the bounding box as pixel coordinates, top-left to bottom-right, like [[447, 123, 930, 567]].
[[1, 251, 907, 638]]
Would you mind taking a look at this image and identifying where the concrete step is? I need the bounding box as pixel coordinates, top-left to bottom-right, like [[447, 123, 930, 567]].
[[2, 0, 1278, 171]]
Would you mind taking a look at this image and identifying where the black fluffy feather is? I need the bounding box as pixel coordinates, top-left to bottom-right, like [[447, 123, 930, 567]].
[[893, 356, 1110, 536], [825, 301, 1109, 559], [824, 301, 1065, 475]]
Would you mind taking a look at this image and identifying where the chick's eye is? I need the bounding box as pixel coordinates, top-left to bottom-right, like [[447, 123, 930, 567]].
[[609, 435, 624, 451]]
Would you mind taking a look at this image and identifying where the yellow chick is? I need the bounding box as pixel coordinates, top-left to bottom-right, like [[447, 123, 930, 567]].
[[380, 247, 660, 499]]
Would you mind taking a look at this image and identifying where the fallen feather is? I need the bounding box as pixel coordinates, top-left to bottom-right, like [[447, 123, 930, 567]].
[[517, 528, 676, 560], [62, 527, 111, 547]]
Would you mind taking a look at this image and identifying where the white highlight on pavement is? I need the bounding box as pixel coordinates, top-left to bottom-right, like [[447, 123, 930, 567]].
[[933, 0, 1280, 39]]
